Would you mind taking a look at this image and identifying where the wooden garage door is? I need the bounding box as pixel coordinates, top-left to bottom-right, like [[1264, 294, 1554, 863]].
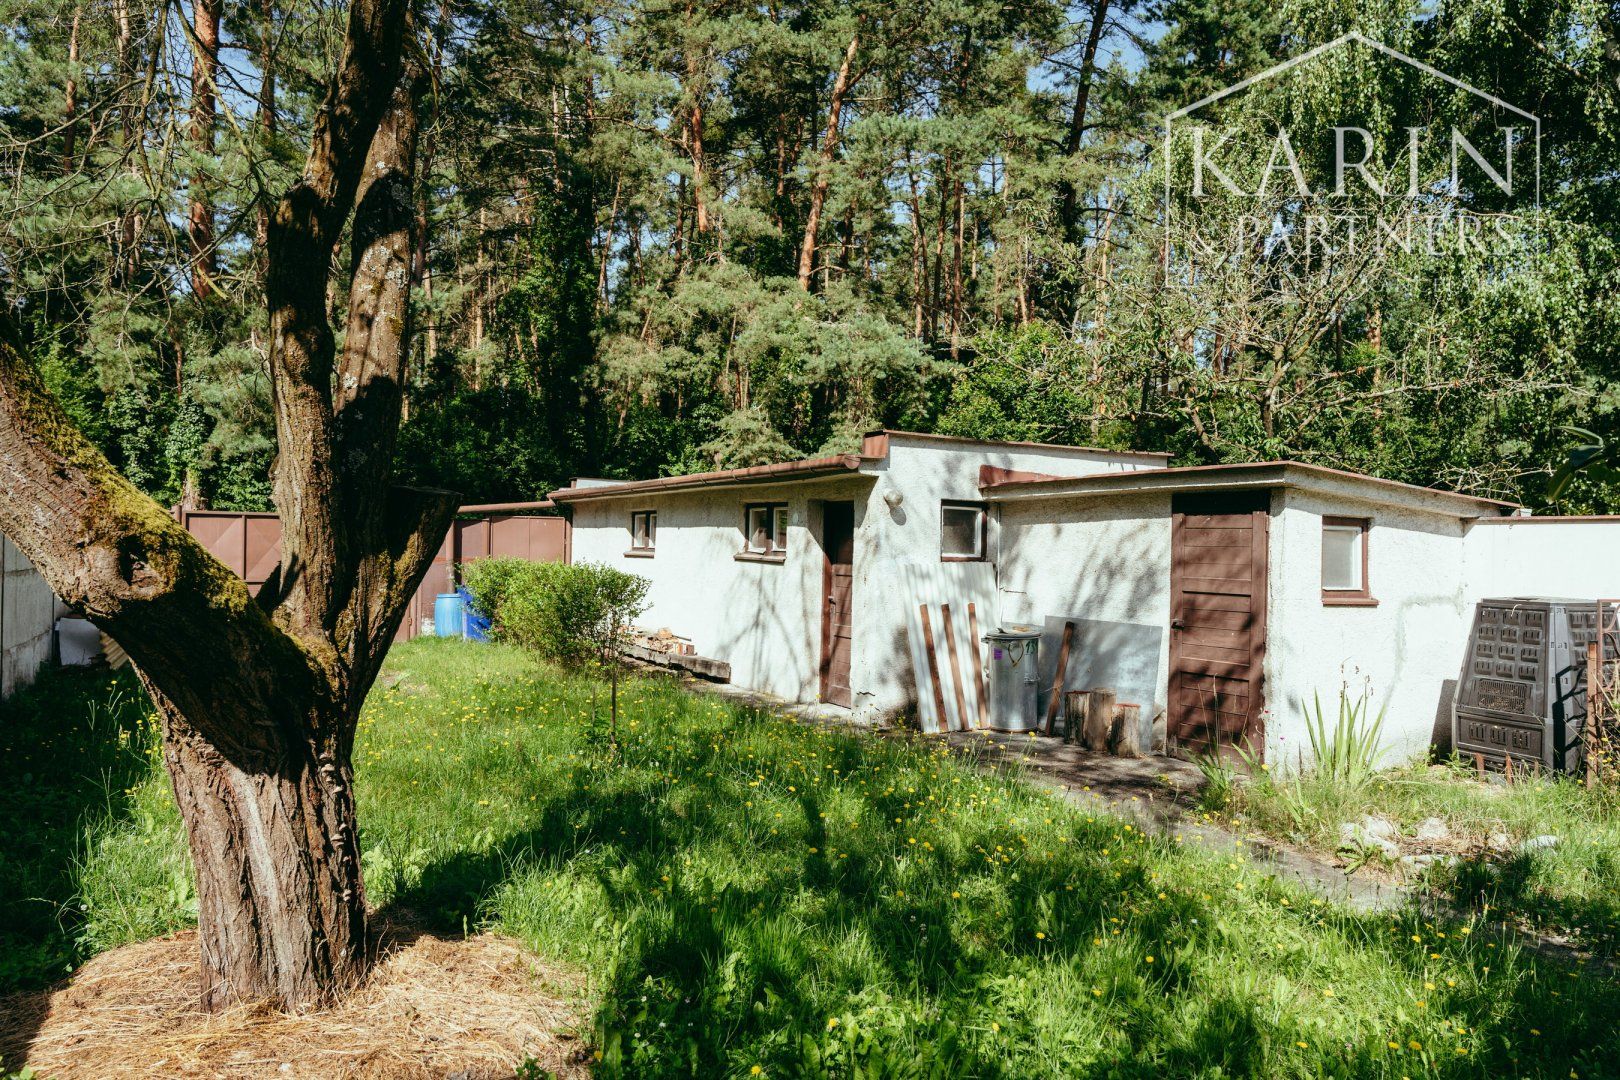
[[1169, 491, 1270, 759], [820, 501, 855, 709]]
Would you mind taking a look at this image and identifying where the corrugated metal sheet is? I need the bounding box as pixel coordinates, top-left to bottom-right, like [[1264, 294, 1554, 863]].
[[1, 534, 56, 698]]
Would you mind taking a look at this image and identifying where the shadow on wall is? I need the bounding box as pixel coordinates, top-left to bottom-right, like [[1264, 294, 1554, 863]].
[[1431, 677, 1457, 758], [1008, 501, 1169, 734], [863, 497, 1169, 733], [709, 501, 829, 705]]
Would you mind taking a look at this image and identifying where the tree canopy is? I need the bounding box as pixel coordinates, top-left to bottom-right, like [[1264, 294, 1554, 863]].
[[4, 0, 1618, 510]]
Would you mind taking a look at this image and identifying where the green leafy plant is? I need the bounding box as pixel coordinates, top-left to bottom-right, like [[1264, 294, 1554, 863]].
[[1303, 687, 1388, 789], [1194, 750, 1240, 811], [1546, 426, 1620, 510]]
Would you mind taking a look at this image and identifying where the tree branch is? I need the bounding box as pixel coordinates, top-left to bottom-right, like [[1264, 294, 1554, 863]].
[[0, 311, 320, 761], [263, 0, 412, 638]]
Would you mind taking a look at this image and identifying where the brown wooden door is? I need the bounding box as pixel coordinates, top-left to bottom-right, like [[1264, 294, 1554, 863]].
[[1168, 491, 1270, 759], [820, 501, 855, 708]]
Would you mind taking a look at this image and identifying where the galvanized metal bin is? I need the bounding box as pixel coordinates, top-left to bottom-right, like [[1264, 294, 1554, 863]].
[[1452, 597, 1600, 774], [984, 627, 1041, 732]]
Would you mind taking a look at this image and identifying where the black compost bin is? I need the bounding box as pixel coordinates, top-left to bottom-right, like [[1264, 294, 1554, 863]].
[[1452, 597, 1601, 774]]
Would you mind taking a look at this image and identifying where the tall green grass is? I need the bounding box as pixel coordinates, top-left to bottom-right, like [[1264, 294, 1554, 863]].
[[8, 640, 1620, 1078], [0, 666, 189, 992]]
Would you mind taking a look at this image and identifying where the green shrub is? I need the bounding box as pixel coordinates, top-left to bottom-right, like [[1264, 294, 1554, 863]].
[[462, 559, 649, 669], [460, 557, 530, 637]]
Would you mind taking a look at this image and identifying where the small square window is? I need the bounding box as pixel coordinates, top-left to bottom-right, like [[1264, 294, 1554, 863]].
[[1321, 517, 1373, 604], [630, 510, 656, 552], [743, 504, 788, 556], [941, 502, 986, 561]]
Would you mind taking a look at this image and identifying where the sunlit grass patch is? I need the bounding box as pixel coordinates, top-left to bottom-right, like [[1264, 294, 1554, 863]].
[[9, 639, 1620, 1078], [1212, 753, 1620, 958]]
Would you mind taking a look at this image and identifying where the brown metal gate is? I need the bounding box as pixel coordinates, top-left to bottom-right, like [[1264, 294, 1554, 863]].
[[1168, 491, 1270, 760], [175, 502, 569, 641]]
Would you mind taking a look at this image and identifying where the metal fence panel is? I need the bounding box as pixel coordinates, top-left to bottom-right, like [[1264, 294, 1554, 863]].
[[176, 504, 567, 640]]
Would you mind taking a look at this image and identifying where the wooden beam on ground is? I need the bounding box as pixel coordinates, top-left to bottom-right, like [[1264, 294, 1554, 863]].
[[919, 605, 949, 733], [967, 603, 989, 727], [1044, 620, 1075, 735], [940, 604, 970, 731], [620, 642, 730, 682]]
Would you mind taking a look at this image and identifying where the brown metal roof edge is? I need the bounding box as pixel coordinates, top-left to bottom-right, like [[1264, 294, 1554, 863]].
[[547, 453, 872, 502], [872, 428, 1173, 460], [456, 500, 559, 514], [982, 459, 1521, 512]]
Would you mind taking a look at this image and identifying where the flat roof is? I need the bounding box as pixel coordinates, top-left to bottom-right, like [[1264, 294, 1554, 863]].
[[548, 453, 873, 503], [873, 429, 1172, 460], [548, 430, 1170, 503], [982, 460, 1521, 515]]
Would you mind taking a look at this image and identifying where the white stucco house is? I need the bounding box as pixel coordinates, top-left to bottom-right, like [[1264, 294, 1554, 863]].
[[549, 431, 1620, 768]]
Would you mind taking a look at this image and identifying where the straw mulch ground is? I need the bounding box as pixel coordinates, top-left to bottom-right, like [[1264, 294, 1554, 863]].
[[0, 927, 588, 1079]]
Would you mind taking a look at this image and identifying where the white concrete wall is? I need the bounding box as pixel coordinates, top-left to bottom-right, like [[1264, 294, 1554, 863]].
[[2, 533, 56, 698], [1462, 518, 1620, 601], [1263, 489, 1471, 769], [1262, 505, 1620, 771], [993, 493, 1172, 730], [565, 438, 1165, 719], [569, 475, 874, 706], [855, 438, 1164, 719]]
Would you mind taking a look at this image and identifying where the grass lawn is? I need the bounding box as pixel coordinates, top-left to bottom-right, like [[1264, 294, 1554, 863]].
[[1201, 757, 1620, 959], [5, 639, 1620, 1077]]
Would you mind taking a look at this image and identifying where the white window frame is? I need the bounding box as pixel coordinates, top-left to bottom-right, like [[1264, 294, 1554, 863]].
[[742, 503, 788, 557], [629, 510, 656, 553], [940, 501, 987, 561]]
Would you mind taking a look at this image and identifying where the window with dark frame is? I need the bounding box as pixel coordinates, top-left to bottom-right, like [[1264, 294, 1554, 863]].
[[742, 503, 788, 557], [1321, 516, 1374, 605], [940, 501, 987, 561], [629, 510, 656, 554]]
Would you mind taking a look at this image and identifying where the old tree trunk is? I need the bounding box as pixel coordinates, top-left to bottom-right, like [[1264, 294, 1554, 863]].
[[0, 0, 456, 1010]]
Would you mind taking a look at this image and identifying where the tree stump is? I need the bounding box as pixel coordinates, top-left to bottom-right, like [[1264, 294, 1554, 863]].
[[1063, 690, 1087, 744], [1110, 703, 1143, 757], [1081, 688, 1116, 752]]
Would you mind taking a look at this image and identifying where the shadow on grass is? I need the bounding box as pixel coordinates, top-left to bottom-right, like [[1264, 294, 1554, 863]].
[[1438, 847, 1620, 959], [0, 664, 155, 994], [0, 664, 157, 1071], [382, 694, 1620, 1079]]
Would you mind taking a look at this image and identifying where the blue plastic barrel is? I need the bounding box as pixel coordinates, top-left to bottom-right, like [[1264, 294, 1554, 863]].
[[433, 592, 467, 638], [458, 587, 490, 642]]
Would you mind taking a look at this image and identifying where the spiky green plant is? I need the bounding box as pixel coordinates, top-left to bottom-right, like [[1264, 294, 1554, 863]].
[[1303, 686, 1387, 788]]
